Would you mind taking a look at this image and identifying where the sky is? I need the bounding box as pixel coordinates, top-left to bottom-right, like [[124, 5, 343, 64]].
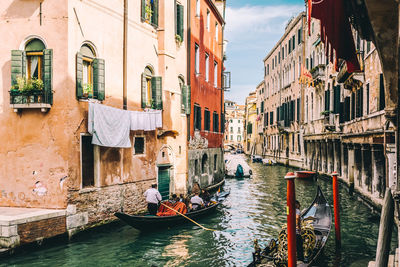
[[224, 0, 305, 104]]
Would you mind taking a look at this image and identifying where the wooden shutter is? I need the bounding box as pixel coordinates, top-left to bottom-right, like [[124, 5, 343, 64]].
[[11, 50, 24, 87], [76, 52, 83, 98], [334, 86, 340, 113], [177, 4, 184, 40], [141, 73, 147, 108], [43, 49, 53, 105], [379, 74, 385, 110], [93, 58, 105, 101], [152, 0, 159, 27], [297, 98, 300, 122], [141, 0, 146, 21], [151, 76, 162, 110], [184, 85, 191, 114]]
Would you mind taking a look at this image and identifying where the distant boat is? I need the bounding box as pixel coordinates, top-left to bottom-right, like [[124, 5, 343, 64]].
[[251, 155, 263, 163], [295, 171, 317, 179], [225, 157, 252, 178], [262, 158, 277, 166]]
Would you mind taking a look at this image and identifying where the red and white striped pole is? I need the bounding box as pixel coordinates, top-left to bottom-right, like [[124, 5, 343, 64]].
[[332, 171, 341, 246], [285, 172, 297, 267]]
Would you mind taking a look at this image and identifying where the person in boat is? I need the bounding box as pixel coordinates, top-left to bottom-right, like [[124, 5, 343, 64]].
[[144, 184, 162, 215], [169, 194, 178, 204], [296, 200, 304, 261], [199, 189, 211, 205], [190, 192, 204, 211]]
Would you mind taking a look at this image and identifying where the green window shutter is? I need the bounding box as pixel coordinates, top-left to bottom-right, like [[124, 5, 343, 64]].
[[183, 85, 191, 114], [11, 50, 24, 87], [93, 58, 105, 101], [151, 76, 162, 110], [152, 0, 159, 27], [186, 85, 191, 114], [76, 52, 83, 98], [181, 85, 186, 113], [177, 4, 184, 40], [141, 73, 147, 108], [141, 0, 146, 21], [43, 49, 53, 105]]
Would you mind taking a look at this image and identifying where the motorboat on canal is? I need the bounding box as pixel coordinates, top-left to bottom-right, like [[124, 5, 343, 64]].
[[295, 171, 317, 179], [262, 158, 277, 166], [248, 185, 332, 267], [225, 157, 252, 178], [115, 191, 229, 231], [251, 155, 263, 163]]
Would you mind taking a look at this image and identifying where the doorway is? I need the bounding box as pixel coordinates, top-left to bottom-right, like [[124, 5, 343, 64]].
[[158, 166, 171, 200]]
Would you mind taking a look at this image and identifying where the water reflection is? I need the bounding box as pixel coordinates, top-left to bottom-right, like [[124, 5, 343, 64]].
[[0, 159, 397, 267]]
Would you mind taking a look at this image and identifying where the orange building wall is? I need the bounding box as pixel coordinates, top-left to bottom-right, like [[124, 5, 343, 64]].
[[189, 0, 224, 148]]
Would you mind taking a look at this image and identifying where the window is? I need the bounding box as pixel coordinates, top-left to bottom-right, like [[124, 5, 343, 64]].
[[214, 61, 218, 87], [230, 126, 233, 132], [195, 44, 199, 74], [176, 4, 184, 41], [134, 137, 145, 154], [81, 135, 94, 188], [201, 154, 208, 173], [25, 39, 45, 81], [207, 10, 210, 30], [214, 155, 217, 171], [215, 23, 219, 41], [230, 135, 233, 141], [237, 136, 241, 142], [179, 77, 188, 114], [141, 66, 162, 109], [141, 0, 159, 27], [379, 74, 385, 110], [205, 53, 209, 81], [366, 84, 370, 115], [213, 112, 219, 132], [238, 120, 240, 123], [194, 105, 202, 130], [76, 43, 104, 100], [204, 109, 210, 131], [238, 127, 241, 133], [196, 0, 200, 16]]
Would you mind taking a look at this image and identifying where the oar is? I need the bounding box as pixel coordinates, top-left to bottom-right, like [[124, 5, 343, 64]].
[[160, 203, 216, 231]]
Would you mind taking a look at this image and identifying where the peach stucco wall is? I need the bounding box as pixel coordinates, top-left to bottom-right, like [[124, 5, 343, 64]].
[[0, 0, 189, 209]]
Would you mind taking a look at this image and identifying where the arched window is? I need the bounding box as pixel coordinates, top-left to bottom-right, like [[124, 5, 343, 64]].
[[179, 76, 186, 114], [25, 39, 46, 80], [76, 43, 104, 100], [141, 66, 162, 109]]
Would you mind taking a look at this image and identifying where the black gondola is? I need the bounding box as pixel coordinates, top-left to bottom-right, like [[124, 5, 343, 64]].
[[249, 185, 332, 267], [115, 191, 229, 231]]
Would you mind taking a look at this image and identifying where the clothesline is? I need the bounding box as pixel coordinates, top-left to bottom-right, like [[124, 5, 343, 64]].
[[88, 102, 162, 148]]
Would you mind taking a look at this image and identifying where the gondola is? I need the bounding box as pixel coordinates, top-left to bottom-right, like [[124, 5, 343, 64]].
[[248, 185, 331, 267], [115, 192, 229, 231]]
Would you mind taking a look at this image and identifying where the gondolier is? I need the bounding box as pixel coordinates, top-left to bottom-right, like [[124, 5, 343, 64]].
[[144, 184, 162, 215]]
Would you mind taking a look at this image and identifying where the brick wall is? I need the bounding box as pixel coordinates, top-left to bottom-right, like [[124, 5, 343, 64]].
[[18, 217, 66, 244]]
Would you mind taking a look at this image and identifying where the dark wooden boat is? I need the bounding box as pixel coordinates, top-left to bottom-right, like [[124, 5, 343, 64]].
[[295, 171, 317, 179], [115, 192, 229, 231], [248, 185, 331, 267]]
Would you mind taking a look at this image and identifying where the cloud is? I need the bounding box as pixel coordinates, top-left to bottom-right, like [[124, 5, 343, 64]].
[[225, 4, 304, 43], [224, 4, 304, 105]]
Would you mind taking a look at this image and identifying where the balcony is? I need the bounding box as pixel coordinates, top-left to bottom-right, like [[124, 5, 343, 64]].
[[277, 120, 290, 133], [310, 64, 326, 81], [10, 90, 52, 112], [323, 113, 336, 131]]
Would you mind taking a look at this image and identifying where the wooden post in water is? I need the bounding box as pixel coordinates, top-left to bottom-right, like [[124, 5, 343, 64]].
[[285, 172, 297, 267], [375, 188, 394, 267], [332, 172, 341, 247]]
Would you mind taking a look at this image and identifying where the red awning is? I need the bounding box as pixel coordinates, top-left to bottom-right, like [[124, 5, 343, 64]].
[[308, 0, 361, 73]]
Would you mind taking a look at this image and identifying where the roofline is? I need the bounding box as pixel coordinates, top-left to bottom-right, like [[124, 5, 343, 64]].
[[256, 80, 265, 88], [263, 12, 306, 62], [206, 0, 225, 25]]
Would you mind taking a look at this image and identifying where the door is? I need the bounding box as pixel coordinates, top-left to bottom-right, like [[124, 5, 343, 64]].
[[158, 166, 170, 200]]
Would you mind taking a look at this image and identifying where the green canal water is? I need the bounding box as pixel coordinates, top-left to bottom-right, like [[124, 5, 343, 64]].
[[1, 160, 397, 267]]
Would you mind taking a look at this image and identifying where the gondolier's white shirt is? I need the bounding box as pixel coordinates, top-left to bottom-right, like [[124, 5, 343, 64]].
[[190, 195, 204, 208], [144, 188, 162, 204]]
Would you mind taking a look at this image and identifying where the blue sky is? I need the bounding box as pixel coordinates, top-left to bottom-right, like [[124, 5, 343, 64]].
[[224, 0, 305, 104]]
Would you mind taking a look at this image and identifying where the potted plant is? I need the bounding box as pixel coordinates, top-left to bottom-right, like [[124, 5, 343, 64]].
[[175, 34, 182, 44], [10, 84, 20, 96], [145, 4, 153, 22], [320, 110, 332, 116], [31, 78, 44, 95], [83, 83, 93, 98]]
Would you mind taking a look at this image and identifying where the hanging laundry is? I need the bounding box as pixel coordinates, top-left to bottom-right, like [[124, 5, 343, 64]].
[[130, 110, 162, 131], [88, 102, 131, 148]]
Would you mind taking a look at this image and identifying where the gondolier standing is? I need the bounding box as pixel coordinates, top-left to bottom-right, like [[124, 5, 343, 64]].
[[144, 184, 162, 215]]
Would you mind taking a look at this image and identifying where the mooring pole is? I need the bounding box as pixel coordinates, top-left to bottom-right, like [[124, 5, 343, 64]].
[[375, 188, 394, 267], [285, 172, 297, 267], [332, 171, 341, 247]]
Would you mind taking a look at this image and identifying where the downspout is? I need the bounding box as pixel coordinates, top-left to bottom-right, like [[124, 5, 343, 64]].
[[187, 0, 191, 141], [220, 6, 225, 150], [123, 0, 128, 110]]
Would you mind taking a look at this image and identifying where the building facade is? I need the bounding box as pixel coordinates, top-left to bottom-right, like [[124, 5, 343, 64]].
[[187, 0, 226, 192], [244, 92, 257, 154], [0, 0, 193, 248], [224, 100, 245, 148]]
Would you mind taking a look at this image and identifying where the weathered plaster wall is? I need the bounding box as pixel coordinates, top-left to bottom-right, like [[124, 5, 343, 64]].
[[0, 0, 70, 208]]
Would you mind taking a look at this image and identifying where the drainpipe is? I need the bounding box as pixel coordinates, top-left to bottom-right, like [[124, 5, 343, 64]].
[[187, 0, 191, 141], [123, 0, 128, 110]]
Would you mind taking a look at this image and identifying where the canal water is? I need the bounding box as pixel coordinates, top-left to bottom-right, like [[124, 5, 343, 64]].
[[1, 158, 397, 267]]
